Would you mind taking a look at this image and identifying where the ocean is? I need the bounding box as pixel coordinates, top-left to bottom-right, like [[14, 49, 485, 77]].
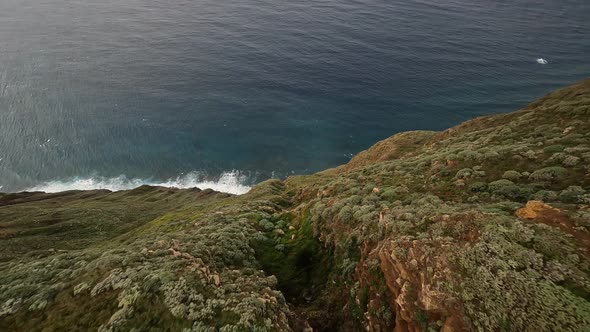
[[1, 0, 589, 194]]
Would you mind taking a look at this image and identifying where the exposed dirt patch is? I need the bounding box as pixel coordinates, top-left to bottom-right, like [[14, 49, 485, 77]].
[[516, 200, 590, 254]]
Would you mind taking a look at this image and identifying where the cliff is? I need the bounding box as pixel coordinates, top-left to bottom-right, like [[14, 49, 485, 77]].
[[1, 79, 590, 331]]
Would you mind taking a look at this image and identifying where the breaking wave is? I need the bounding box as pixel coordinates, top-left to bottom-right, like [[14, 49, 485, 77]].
[[536, 58, 548, 65], [25, 171, 252, 195]]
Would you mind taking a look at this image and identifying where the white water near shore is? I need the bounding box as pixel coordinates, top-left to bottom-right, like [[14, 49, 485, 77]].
[[25, 171, 252, 195]]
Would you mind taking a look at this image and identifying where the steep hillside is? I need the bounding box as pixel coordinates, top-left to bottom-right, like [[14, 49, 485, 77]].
[[1, 79, 589, 331]]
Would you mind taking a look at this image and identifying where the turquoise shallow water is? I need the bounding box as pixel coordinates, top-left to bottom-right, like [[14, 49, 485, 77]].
[[0, 0, 589, 193]]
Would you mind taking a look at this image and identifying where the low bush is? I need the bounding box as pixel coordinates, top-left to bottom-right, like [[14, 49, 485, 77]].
[[488, 179, 515, 192], [563, 155, 581, 166], [455, 168, 473, 179], [469, 182, 488, 192], [533, 190, 558, 202], [559, 186, 586, 203], [529, 166, 567, 182], [502, 170, 522, 181], [544, 145, 565, 154], [487, 180, 532, 201]]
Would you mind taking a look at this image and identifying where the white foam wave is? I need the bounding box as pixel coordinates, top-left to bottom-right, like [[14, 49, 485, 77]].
[[536, 58, 548, 65], [25, 171, 252, 195]]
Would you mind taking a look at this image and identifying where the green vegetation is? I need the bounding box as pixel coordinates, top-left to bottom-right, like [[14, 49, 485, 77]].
[[1, 79, 590, 331]]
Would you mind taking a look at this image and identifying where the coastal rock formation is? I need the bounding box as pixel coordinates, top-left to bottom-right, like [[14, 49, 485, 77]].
[[378, 239, 465, 332]]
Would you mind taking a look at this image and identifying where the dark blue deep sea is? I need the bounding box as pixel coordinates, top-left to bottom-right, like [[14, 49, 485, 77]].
[[1, 0, 589, 193]]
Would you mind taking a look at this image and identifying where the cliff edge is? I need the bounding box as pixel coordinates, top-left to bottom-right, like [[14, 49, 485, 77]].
[[1, 79, 590, 331]]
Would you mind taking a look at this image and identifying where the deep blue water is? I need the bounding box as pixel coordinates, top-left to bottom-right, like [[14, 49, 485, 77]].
[[0, 0, 589, 193]]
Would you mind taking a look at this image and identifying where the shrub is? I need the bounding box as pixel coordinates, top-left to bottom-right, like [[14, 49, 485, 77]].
[[559, 186, 586, 203], [380, 188, 397, 201], [483, 150, 500, 161], [579, 195, 590, 204], [345, 195, 362, 205], [469, 182, 488, 192], [502, 171, 522, 181], [439, 168, 452, 177], [521, 150, 536, 160], [488, 180, 531, 200], [488, 179, 515, 192], [529, 167, 567, 182], [338, 206, 354, 223], [353, 205, 378, 224], [472, 166, 486, 177], [467, 195, 480, 203], [548, 152, 567, 163], [562, 155, 580, 166], [363, 194, 380, 204], [549, 153, 581, 166], [258, 219, 274, 231], [393, 185, 409, 195], [532, 190, 558, 202], [361, 184, 377, 195], [445, 153, 458, 161], [458, 150, 481, 161], [455, 168, 473, 179], [500, 127, 512, 136], [562, 133, 584, 144], [564, 146, 590, 154], [544, 145, 565, 153]]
